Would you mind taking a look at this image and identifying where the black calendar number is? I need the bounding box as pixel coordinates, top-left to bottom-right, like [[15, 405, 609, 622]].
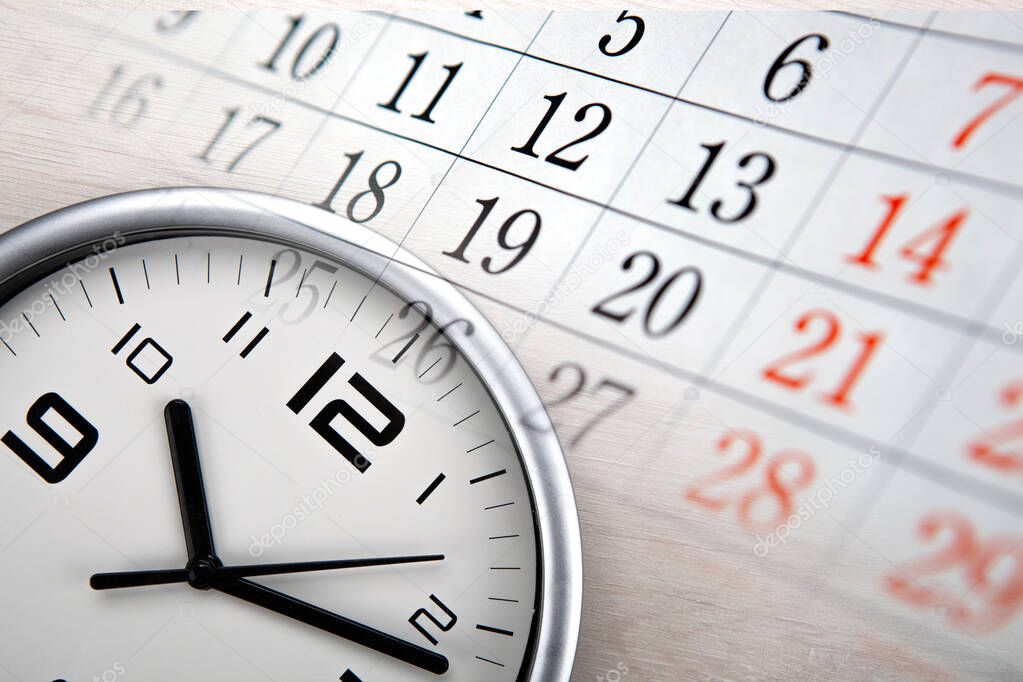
[[316, 151, 402, 224], [592, 250, 702, 338], [764, 33, 830, 103], [598, 10, 646, 57], [372, 301, 475, 384], [442, 197, 541, 274], [379, 52, 463, 124], [260, 14, 341, 81], [668, 142, 776, 224], [523, 362, 636, 448], [88, 65, 164, 129], [197, 108, 282, 173], [155, 10, 198, 34], [511, 93, 612, 172]]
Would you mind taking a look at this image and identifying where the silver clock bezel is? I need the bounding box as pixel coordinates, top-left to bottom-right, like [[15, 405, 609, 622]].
[[0, 187, 582, 681]]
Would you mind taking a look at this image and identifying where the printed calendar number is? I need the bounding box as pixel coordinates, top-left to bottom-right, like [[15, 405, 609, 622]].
[[88, 65, 164, 129], [966, 379, 1023, 475], [371, 300, 475, 385], [259, 14, 341, 81], [316, 151, 403, 224], [155, 9, 198, 33], [442, 197, 542, 274], [511, 93, 613, 172], [762, 309, 883, 411], [684, 428, 816, 534], [522, 361, 636, 448], [597, 11, 646, 57], [378, 52, 463, 124], [953, 72, 1023, 150], [667, 142, 777, 223], [846, 194, 967, 286], [884, 510, 1023, 634], [590, 251, 702, 338], [197, 107, 282, 173], [763, 33, 830, 103]]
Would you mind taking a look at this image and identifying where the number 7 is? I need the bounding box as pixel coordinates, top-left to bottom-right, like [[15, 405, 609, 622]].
[[952, 72, 1023, 149]]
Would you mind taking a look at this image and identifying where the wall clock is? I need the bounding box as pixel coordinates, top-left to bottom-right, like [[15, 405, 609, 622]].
[[0, 188, 581, 682]]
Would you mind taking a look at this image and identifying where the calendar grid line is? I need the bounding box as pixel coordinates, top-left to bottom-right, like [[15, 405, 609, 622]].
[[458, 260, 1023, 519], [832, 10, 1023, 55], [704, 14, 940, 535], [844, 179, 1023, 534], [696, 11, 936, 421], [181, 192, 1023, 520], [83, 20, 1022, 356], [380, 11, 1023, 199], [370, 12, 553, 289], [68, 13, 1023, 517], [7, 11, 1023, 671], [272, 15, 397, 197], [545, 11, 734, 303]]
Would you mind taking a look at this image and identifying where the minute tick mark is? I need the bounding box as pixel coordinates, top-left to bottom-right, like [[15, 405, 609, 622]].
[[453, 410, 479, 427], [466, 439, 494, 453], [49, 295, 65, 321], [350, 294, 366, 321], [476, 655, 505, 667], [437, 382, 462, 402], [418, 357, 442, 379], [264, 259, 277, 298], [469, 469, 506, 485], [79, 279, 92, 308], [476, 623, 514, 637], [324, 280, 338, 309], [109, 268, 124, 304], [392, 333, 419, 364], [375, 313, 394, 338], [22, 313, 39, 338]]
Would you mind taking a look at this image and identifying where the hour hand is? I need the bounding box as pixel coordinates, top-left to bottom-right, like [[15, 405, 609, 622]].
[[216, 578, 449, 675], [165, 399, 216, 560]]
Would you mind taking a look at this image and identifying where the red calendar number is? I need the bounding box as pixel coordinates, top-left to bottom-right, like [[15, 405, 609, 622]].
[[884, 510, 1023, 634], [684, 428, 816, 533], [762, 309, 883, 410], [966, 379, 1023, 474], [846, 194, 967, 286], [953, 72, 1023, 150]]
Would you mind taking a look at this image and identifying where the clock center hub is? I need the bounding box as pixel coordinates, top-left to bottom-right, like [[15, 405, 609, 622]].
[[186, 558, 219, 590]]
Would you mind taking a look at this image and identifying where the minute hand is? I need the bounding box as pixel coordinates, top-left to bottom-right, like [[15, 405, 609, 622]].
[[90, 554, 445, 590], [216, 578, 449, 675]]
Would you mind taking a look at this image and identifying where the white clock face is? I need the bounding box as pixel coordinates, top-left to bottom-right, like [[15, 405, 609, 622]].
[[0, 234, 539, 681]]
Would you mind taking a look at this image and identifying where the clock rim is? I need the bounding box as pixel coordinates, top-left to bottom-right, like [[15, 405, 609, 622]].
[[0, 186, 582, 682]]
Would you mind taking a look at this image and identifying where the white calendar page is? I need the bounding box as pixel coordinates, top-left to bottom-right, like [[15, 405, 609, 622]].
[[1, 7, 1023, 680]]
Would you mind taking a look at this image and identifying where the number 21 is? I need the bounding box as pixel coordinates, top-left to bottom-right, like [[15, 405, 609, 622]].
[[762, 309, 883, 410]]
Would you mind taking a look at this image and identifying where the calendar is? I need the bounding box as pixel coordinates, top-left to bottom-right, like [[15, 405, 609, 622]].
[[1, 7, 1022, 680]]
